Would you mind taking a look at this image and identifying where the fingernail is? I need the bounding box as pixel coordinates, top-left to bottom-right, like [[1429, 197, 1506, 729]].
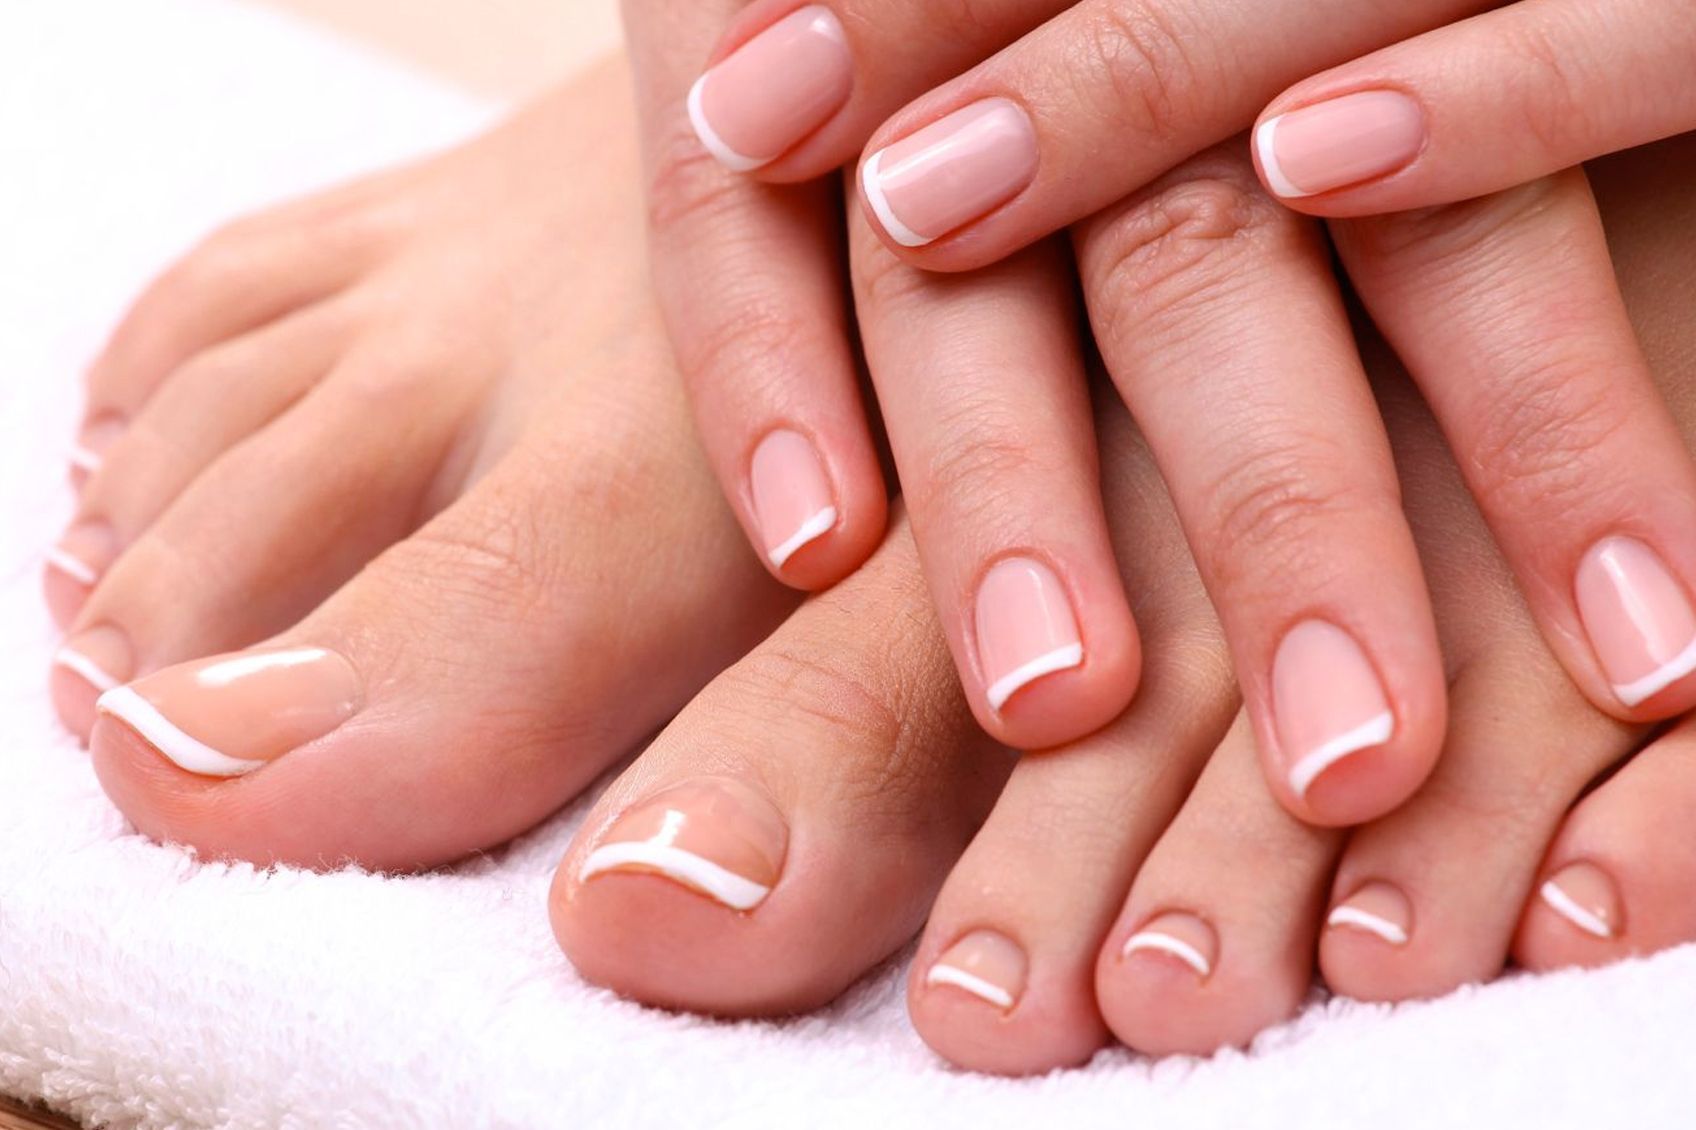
[[924, 930, 1028, 1012], [749, 429, 838, 569], [68, 415, 126, 482], [53, 624, 133, 696], [45, 521, 119, 589], [1273, 620, 1394, 798], [96, 645, 363, 778], [1121, 911, 1217, 978], [688, 5, 852, 172], [861, 98, 1038, 248], [974, 557, 1084, 712], [1327, 881, 1412, 946], [579, 778, 788, 912], [1540, 861, 1620, 940], [1576, 537, 1696, 707], [1255, 90, 1425, 199]]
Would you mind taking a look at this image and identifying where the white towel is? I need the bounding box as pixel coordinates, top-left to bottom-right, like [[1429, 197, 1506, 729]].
[[2, 2, 1693, 1127]]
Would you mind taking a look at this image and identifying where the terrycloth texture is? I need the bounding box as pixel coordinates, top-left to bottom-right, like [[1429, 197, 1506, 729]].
[[1, 2, 1694, 1126]]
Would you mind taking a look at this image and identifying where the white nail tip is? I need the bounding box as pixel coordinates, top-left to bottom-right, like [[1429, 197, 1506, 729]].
[[45, 548, 98, 585], [94, 685, 266, 778], [1327, 904, 1409, 946], [985, 643, 1085, 712], [925, 964, 1015, 1010], [767, 506, 837, 568], [1122, 931, 1212, 977], [860, 149, 931, 248], [1288, 709, 1395, 798], [53, 648, 120, 693], [1254, 115, 1312, 199], [1539, 879, 1613, 939], [68, 443, 103, 474], [579, 842, 772, 911], [686, 74, 770, 173], [1611, 635, 1696, 706]]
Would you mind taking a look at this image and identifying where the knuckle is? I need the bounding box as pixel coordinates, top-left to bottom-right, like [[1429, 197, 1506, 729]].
[[676, 293, 818, 400], [1073, 1, 1207, 144], [1502, 15, 1594, 158], [905, 396, 1059, 526], [1341, 177, 1564, 271], [644, 113, 746, 235]]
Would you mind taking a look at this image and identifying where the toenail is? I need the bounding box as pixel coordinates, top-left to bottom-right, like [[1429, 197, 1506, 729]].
[[69, 415, 127, 480], [1575, 537, 1696, 708], [46, 521, 119, 588], [54, 624, 133, 695], [96, 645, 363, 778], [1539, 861, 1621, 940], [579, 778, 788, 912], [750, 429, 838, 569], [1272, 620, 1395, 797], [1121, 911, 1217, 978], [925, 930, 1028, 1013], [973, 556, 1084, 712], [1327, 881, 1412, 946]]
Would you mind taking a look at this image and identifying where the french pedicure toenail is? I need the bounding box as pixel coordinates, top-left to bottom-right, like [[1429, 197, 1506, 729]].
[[54, 624, 133, 695], [579, 779, 788, 912], [1121, 912, 1218, 979], [96, 646, 362, 778], [688, 6, 852, 172], [1327, 881, 1412, 946], [1273, 620, 1395, 797], [1255, 91, 1426, 199], [925, 930, 1028, 1012], [749, 429, 838, 569], [861, 98, 1039, 249], [46, 521, 119, 588], [1539, 861, 1621, 940], [68, 415, 127, 480], [1575, 537, 1696, 707], [974, 557, 1084, 713]]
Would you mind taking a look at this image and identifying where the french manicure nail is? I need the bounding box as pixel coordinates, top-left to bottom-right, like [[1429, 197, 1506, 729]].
[[688, 5, 853, 172], [579, 778, 788, 911], [1274, 620, 1394, 797], [1121, 911, 1217, 978], [1255, 90, 1425, 199], [1327, 881, 1412, 946], [925, 930, 1027, 1012], [1540, 861, 1620, 940], [861, 98, 1038, 248], [96, 645, 362, 778], [1576, 537, 1696, 707], [53, 624, 133, 696], [749, 429, 837, 569], [974, 557, 1084, 712]]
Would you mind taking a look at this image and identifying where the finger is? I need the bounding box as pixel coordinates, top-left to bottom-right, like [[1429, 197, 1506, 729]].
[[623, 4, 888, 588], [853, 0, 1486, 267], [1332, 171, 1696, 719], [847, 184, 1140, 751], [1073, 146, 1446, 826], [1253, 0, 1696, 213]]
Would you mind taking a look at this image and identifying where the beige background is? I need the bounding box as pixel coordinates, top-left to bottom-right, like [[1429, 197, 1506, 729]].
[[260, 0, 623, 98]]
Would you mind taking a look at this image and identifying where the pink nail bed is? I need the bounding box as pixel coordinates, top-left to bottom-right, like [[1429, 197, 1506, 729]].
[[974, 557, 1083, 712], [749, 429, 837, 569], [1255, 90, 1425, 199], [861, 98, 1039, 248], [1273, 620, 1394, 797], [688, 5, 853, 172], [1575, 536, 1696, 707]]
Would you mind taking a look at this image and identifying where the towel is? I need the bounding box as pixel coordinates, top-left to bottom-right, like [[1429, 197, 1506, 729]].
[[2, 2, 1694, 1127]]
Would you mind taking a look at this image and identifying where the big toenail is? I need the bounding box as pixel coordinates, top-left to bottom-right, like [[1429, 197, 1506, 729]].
[[1539, 861, 1621, 940], [68, 415, 127, 483], [1327, 881, 1412, 946], [579, 779, 788, 912], [1121, 912, 1217, 979], [1575, 537, 1696, 707], [54, 624, 133, 695], [750, 429, 838, 569], [1272, 620, 1395, 797], [46, 522, 118, 589], [925, 930, 1027, 1012], [974, 556, 1084, 713], [97, 645, 363, 778]]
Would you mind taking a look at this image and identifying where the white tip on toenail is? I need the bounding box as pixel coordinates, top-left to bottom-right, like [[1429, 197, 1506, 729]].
[[579, 842, 773, 911], [1539, 879, 1613, 939], [68, 443, 103, 474], [53, 648, 120, 693], [1611, 636, 1696, 707], [1288, 710, 1394, 798], [767, 506, 838, 569], [95, 685, 266, 778], [1122, 931, 1212, 977], [46, 548, 99, 586], [1327, 904, 1409, 946], [925, 963, 1015, 1010], [985, 643, 1085, 713]]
